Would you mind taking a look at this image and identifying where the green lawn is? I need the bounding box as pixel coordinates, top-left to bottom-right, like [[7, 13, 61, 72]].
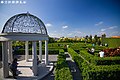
[[102, 38, 120, 48]]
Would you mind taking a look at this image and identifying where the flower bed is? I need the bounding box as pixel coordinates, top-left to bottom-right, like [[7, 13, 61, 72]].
[[103, 47, 120, 57]]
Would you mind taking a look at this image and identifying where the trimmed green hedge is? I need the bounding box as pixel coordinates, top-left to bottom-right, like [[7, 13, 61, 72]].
[[68, 48, 120, 80], [48, 43, 70, 49], [83, 65, 120, 80], [92, 57, 120, 65], [70, 43, 86, 50], [80, 50, 120, 65], [80, 50, 93, 63], [14, 49, 59, 55], [55, 49, 73, 80], [68, 48, 84, 71]]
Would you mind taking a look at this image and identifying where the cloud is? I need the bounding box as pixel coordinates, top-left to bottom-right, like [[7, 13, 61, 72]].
[[95, 21, 103, 26], [101, 26, 117, 32], [49, 33, 61, 38], [108, 26, 117, 29], [54, 31, 57, 32], [67, 30, 83, 37], [67, 33, 73, 36], [101, 29, 106, 31], [74, 31, 82, 34], [45, 23, 52, 27], [62, 25, 68, 29]]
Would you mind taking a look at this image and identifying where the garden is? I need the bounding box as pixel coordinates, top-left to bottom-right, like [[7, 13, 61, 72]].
[[0, 37, 120, 80], [68, 42, 120, 80]]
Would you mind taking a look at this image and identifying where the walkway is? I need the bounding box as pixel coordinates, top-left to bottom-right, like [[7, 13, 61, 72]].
[[41, 66, 55, 80], [65, 52, 82, 80], [17, 60, 53, 80]]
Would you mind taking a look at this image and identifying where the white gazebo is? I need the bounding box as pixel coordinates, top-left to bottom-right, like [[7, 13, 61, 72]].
[[0, 12, 49, 78]]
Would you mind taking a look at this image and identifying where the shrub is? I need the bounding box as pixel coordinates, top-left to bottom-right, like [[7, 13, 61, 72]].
[[86, 65, 120, 80], [14, 49, 59, 55], [69, 43, 86, 50], [79, 50, 94, 63], [55, 49, 73, 80], [79, 49, 120, 65], [68, 48, 120, 80], [92, 57, 120, 65]]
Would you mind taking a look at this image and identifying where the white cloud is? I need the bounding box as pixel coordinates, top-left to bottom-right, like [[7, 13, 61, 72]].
[[67, 33, 73, 36], [62, 25, 68, 29], [100, 26, 118, 32], [45, 23, 52, 28], [95, 21, 103, 26], [49, 33, 60, 37], [67, 30, 83, 37], [74, 31, 82, 34], [101, 28, 106, 31], [108, 26, 117, 29], [54, 31, 57, 32]]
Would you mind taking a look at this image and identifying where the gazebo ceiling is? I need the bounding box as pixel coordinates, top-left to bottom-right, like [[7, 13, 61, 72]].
[[2, 12, 48, 35]]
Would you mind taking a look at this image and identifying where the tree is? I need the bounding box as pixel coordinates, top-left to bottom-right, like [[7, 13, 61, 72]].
[[13, 41, 25, 47], [101, 34, 106, 44], [57, 38, 63, 43], [94, 35, 98, 44], [85, 35, 89, 43], [89, 35, 92, 43], [63, 37, 69, 42], [102, 34, 106, 38], [98, 38, 101, 45], [49, 37, 55, 43]]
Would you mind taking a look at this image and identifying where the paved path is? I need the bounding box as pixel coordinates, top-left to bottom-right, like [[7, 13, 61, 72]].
[[16, 55, 58, 63], [65, 52, 82, 80], [41, 66, 55, 80]]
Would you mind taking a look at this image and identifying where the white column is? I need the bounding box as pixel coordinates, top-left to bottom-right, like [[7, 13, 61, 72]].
[[2, 41, 9, 78], [39, 41, 42, 61], [45, 40, 48, 65], [25, 41, 29, 61], [8, 41, 13, 63], [32, 41, 37, 76]]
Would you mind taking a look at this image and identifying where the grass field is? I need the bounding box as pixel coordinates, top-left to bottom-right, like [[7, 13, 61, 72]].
[[102, 38, 120, 48]]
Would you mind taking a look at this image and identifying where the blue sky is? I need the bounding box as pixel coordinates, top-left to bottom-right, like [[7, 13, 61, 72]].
[[0, 0, 120, 37]]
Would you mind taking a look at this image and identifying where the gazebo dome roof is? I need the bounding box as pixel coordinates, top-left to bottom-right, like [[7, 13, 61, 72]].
[[2, 12, 47, 35]]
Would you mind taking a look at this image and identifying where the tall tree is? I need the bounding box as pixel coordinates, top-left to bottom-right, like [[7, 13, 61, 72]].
[[85, 35, 89, 43], [101, 34, 106, 44], [102, 34, 106, 38], [94, 35, 98, 44], [49, 37, 55, 43], [89, 35, 92, 43]]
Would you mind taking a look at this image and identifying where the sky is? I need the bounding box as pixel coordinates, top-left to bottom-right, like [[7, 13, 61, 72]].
[[0, 0, 120, 37]]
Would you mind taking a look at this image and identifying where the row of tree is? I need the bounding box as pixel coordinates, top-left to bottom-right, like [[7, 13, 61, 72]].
[[49, 34, 106, 45], [8, 34, 106, 47]]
